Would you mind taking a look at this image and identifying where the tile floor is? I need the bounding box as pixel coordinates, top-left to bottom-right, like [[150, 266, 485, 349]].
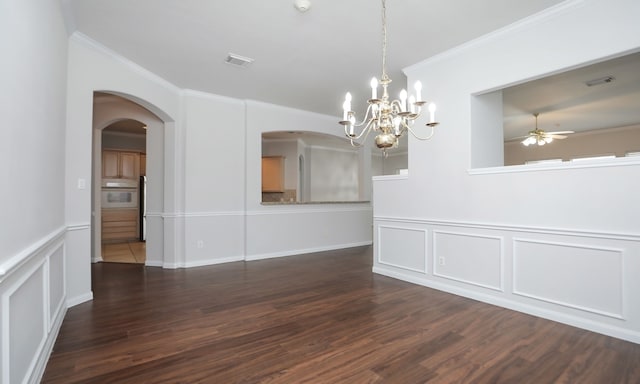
[[102, 241, 146, 264]]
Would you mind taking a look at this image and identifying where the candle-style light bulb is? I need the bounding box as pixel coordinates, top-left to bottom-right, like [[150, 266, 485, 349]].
[[343, 92, 352, 120], [414, 81, 422, 102], [370, 77, 378, 99], [409, 95, 416, 113], [348, 115, 356, 136], [399, 89, 407, 112], [428, 102, 437, 123]]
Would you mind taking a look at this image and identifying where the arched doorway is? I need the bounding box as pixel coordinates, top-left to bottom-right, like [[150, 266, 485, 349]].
[[92, 92, 165, 266]]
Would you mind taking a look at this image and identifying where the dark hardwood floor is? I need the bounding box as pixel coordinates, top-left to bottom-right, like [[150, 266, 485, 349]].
[[42, 246, 640, 383]]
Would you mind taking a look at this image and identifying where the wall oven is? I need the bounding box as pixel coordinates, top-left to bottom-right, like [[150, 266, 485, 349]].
[[101, 179, 138, 209]]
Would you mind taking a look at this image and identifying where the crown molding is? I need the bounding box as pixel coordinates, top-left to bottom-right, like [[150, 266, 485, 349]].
[[70, 31, 181, 93], [404, 0, 585, 75]]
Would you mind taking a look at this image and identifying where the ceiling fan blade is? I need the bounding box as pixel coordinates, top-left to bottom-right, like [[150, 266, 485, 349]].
[[549, 134, 568, 139], [547, 130, 574, 135]]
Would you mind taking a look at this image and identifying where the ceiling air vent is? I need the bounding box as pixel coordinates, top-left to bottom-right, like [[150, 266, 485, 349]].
[[584, 76, 615, 87], [225, 53, 254, 68]]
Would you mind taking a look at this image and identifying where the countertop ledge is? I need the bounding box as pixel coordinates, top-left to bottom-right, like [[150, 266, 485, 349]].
[[262, 201, 370, 205]]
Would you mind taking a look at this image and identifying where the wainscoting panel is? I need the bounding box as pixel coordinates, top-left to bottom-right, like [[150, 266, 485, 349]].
[[0, 228, 67, 384], [7, 264, 45, 384], [378, 226, 427, 273], [433, 231, 503, 291], [373, 217, 640, 343], [48, 247, 65, 323], [513, 239, 624, 319]]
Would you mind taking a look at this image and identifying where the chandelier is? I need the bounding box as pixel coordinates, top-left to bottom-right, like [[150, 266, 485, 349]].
[[339, 0, 439, 155]]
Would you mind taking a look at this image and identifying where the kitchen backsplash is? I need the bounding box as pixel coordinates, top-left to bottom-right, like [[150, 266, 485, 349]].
[[262, 189, 297, 203]]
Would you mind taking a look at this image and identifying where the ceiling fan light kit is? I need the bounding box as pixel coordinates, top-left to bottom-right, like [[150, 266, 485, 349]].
[[521, 113, 574, 147], [338, 0, 439, 156]]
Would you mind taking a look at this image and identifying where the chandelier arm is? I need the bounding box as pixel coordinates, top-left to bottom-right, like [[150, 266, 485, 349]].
[[347, 119, 377, 141], [350, 121, 377, 147], [406, 124, 436, 141], [349, 104, 378, 128], [358, 104, 377, 126]]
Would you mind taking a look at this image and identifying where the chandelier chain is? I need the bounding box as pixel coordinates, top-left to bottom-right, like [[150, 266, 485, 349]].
[[381, 0, 388, 81]]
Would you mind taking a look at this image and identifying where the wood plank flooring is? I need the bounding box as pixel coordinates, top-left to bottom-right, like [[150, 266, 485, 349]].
[[42, 246, 640, 383]]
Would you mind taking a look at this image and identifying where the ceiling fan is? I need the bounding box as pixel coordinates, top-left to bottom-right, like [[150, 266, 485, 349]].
[[521, 113, 574, 146]]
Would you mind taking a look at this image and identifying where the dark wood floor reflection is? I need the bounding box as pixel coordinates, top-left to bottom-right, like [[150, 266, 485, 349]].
[[42, 246, 640, 383]]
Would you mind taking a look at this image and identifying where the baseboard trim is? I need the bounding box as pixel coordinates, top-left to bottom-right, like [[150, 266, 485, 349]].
[[373, 265, 640, 345], [183, 256, 245, 268], [67, 291, 93, 308], [28, 300, 67, 384], [246, 241, 373, 261]]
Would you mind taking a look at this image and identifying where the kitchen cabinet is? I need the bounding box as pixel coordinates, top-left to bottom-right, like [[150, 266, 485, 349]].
[[103, 150, 140, 179], [262, 156, 285, 192], [102, 208, 138, 242]]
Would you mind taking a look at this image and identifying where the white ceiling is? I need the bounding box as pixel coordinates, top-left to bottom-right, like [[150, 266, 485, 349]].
[[65, 0, 567, 118], [503, 51, 640, 140]]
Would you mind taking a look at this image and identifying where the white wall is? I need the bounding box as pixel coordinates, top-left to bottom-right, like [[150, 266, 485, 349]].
[[309, 146, 359, 202], [181, 91, 246, 267], [245, 101, 373, 260], [0, 0, 69, 382], [374, 0, 640, 343]]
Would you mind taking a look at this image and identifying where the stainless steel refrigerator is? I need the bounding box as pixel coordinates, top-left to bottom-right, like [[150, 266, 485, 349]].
[[139, 176, 146, 241]]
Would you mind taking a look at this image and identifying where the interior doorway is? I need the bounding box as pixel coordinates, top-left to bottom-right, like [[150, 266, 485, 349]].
[[100, 121, 147, 264], [92, 92, 165, 266]]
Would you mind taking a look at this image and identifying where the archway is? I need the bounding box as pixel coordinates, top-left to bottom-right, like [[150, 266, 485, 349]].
[[92, 92, 166, 266]]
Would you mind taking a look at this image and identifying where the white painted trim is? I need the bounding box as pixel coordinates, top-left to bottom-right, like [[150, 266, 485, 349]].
[[404, 0, 585, 75], [468, 155, 640, 175], [307, 144, 360, 154], [29, 301, 66, 384], [70, 32, 181, 93], [182, 211, 245, 218], [66, 292, 93, 308], [183, 255, 245, 268], [0, 226, 66, 283], [372, 265, 640, 344], [373, 216, 640, 242], [144, 260, 163, 268], [66, 223, 90, 231], [376, 225, 428, 274], [432, 230, 505, 292], [246, 241, 372, 261], [2, 259, 47, 384], [512, 238, 625, 320], [247, 205, 372, 216], [372, 174, 409, 182], [182, 89, 245, 105]]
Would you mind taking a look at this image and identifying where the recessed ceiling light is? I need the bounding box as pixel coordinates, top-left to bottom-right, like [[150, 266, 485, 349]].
[[585, 76, 615, 87], [225, 53, 254, 68]]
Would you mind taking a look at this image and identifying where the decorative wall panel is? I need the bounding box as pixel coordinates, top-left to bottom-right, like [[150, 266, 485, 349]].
[[433, 231, 503, 291], [513, 239, 624, 318], [378, 226, 427, 273]]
